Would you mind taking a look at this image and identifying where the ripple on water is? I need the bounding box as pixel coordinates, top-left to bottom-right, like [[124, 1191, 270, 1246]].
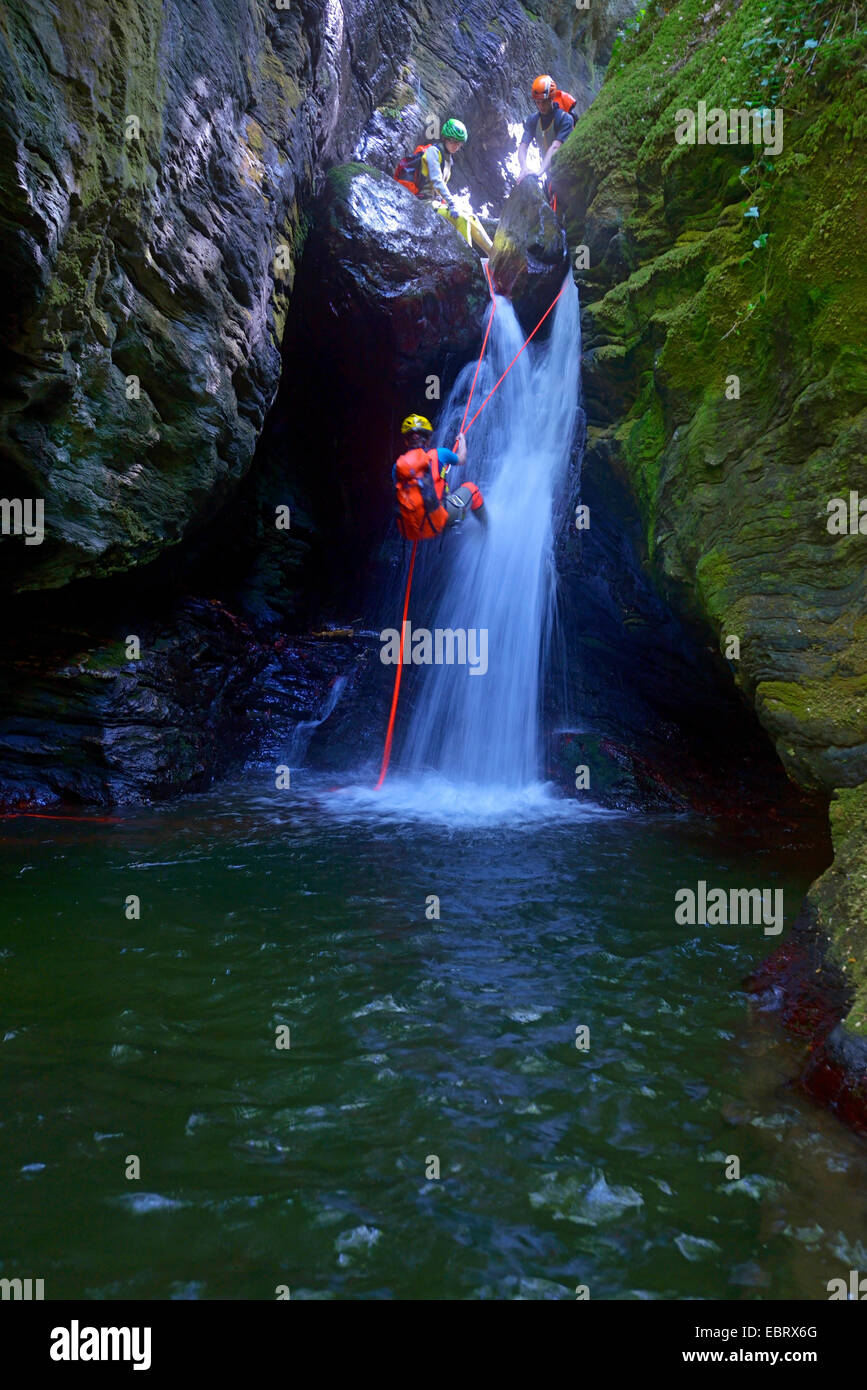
[[529, 1171, 645, 1225], [114, 1193, 185, 1214]]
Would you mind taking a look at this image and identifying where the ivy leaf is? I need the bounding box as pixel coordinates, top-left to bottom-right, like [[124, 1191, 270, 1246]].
[[744, 206, 760, 218], [753, 233, 769, 249], [804, 37, 819, 47]]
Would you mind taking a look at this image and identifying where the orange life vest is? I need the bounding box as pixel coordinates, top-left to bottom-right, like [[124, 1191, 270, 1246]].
[[552, 88, 577, 116], [393, 447, 449, 541], [393, 144, 434, 197]]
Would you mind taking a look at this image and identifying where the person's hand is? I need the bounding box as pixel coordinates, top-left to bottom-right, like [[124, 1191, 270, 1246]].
[[455, 433, 467, 466]]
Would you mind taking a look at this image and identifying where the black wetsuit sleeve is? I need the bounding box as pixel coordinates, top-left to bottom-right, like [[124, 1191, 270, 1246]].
[[521, 114, 539, 146]]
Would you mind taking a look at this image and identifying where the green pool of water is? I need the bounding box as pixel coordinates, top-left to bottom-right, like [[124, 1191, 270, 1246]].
[[1, 774, 863, 1300]]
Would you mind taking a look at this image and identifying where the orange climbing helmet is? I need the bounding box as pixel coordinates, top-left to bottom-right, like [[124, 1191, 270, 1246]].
[[532, 75, 556, 100], [532, 75, 577, 115]]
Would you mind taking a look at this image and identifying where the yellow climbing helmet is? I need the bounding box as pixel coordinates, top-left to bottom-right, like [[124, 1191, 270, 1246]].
[[401, 414, 433, 435]]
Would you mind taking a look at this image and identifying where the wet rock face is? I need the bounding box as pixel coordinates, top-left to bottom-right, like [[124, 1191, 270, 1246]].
[[490, 178, 569, 330], [0, 0, 401, 593], [276, 163, 490, 602], [547, 434, 830, 825], [556, 0, 867, 800], [353, 0, 638, 214], [0, 596, 367, 808], [0, 0, 632, 597], [0, 598, 267, 806], [555, 0, 867, 1109], [313, 165, 488, 382]]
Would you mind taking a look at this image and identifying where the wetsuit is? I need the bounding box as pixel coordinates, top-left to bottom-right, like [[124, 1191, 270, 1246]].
[[521, 106, 574, 202], [417, 145, 493, 256], [521, 106, 574, 158], [417, 145, 455, 208]]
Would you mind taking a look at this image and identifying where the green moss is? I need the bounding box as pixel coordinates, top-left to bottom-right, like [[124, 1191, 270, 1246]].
[[259, 40, 302, 110], [620, 373, 665, 548], [553, 0, 867, 1036], [695, 547, 736, 621], [808, 783, 867, 1033], [325, 162, 378, 198]]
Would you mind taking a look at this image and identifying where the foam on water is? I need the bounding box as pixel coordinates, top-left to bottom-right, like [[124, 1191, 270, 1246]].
[[320, 773, 618, 829]]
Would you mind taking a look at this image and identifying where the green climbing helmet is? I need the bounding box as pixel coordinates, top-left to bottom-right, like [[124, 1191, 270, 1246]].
[[441, 118, 468, 143]]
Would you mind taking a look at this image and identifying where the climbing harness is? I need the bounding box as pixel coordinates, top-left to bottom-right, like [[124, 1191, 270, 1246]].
[[375, 270, 568, 789]]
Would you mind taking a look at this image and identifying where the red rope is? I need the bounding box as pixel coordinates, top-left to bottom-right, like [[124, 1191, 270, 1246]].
[[464, 282, 566, 434], [373, 277, 566, 790], [0, 812, 121, 823], [374, 539, 418, 789], [455, 260, 497, 443]]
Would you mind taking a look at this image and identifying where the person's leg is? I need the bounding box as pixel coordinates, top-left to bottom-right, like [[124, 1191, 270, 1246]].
[[444, 483, 486, 528], [434, 204, 470, 244], [465, 480, 487, 526], [468, 215, 494, 255]]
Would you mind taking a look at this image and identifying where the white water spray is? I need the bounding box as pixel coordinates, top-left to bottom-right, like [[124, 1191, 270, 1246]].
[[398, 276, 581, 792]]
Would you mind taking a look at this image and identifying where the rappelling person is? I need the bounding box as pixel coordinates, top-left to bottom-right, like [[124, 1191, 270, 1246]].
[[394, 119, 494, 256], [515, 76, 576, 209], [393, 414, 487, 541]]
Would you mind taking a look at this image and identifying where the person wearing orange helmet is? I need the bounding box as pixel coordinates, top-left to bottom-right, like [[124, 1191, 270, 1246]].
[[516, 75, 576, 200]]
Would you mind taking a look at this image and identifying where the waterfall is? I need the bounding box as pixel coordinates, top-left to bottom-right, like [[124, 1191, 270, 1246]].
[[397, 275, 581, 791]]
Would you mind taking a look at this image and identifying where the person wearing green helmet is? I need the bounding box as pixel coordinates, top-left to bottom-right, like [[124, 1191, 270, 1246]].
[[396, 118, 493, 256], [417, 119, 466, 209]]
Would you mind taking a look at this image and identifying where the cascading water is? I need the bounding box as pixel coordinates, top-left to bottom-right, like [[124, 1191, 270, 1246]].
[[397, 275, 581, 795]]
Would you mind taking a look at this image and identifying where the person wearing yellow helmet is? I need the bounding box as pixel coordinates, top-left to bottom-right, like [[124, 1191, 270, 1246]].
[[392, 415, 486, 541], [516, 75, 576, 200]]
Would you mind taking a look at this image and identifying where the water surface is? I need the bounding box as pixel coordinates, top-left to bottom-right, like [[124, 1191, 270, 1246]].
[[1, 775, 861, 1300]]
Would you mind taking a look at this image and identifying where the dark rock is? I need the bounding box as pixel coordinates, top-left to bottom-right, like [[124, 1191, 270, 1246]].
[[0, 597, 267, 805], [490, 178, 569, 330], [745, 904, 867, 1136], [313, 164, 488, 383]]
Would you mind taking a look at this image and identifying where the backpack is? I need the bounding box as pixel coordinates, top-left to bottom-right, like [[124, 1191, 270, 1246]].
[[393, 143, 434, 197], [393, 448, 449, 540], [552, 89, 577, 118]]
